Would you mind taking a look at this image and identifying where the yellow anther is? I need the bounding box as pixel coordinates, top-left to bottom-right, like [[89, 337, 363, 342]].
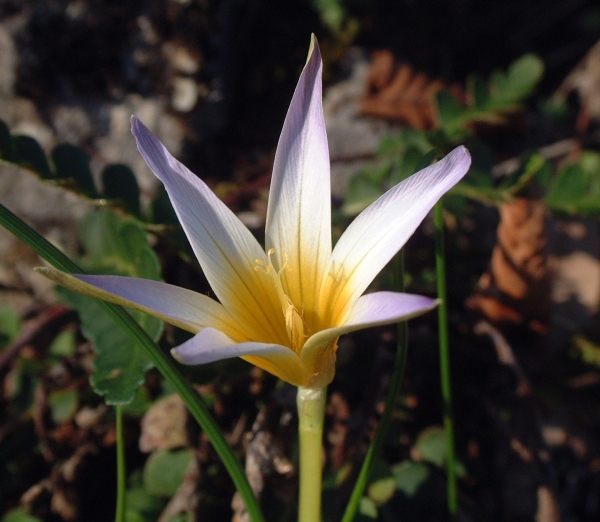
[[254, 248, 307, 353]]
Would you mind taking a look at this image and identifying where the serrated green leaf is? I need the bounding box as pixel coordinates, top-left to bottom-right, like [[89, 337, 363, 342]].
[[78, 210, 160, 277], [55, 209, 163, 404], [143, 448, 194, 497], [10, 135, 52, 178], [51, 144, 97, 197], [102, 164, 141, 217], [57, 285, 158, 404], [392, 460, 430, 496]]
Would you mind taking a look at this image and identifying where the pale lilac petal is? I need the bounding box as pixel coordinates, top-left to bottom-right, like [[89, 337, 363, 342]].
[[265, 36, 331, 326], [301, 291, 439, 359], [131, 118, 285, 344], [36, 268, 245, 340], [322, 147, 471, 323], [172, 328, 307, 385]]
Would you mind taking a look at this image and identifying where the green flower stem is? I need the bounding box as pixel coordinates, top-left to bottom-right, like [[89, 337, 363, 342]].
[[115, 405, 126, 522], [434, 200, 458, 517], [297, 386, 326, 522], [0, 203, 265, 522], [341, 251, 407, 522]]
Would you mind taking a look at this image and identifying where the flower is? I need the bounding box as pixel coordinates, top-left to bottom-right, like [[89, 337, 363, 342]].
[[38, 37, 471, 388]]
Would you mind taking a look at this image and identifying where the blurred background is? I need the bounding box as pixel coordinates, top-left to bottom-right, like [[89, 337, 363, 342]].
[[1, 1, 600, 521]]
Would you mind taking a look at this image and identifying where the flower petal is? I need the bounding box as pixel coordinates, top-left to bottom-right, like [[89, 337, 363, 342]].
[[302, 291, 439, 358], [322, 147, 470, 324], [172, 328, 307, 385], [265, 35, 331, 331], [35, 267, 246, 340], [131, 117, 285, 344]]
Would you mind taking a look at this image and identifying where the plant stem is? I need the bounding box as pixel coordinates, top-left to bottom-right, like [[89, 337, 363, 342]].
[[434, 200, 458, 517], [115, 405, 126, 522], [0, 203, 266, 522], [340, 251, 407, 522], [297, 386, 326, 522]]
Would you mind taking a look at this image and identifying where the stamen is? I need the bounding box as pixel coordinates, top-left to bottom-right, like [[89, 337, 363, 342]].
[[254, 248, 307, 352]]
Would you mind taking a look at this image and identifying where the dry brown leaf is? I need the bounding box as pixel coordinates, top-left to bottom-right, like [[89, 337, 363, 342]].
[[535, 486, 561, 522], [553, 38, 600, 133], [139, 393, 188, 452], [466, 198, 550, 331], [360, 50, 456, 129]]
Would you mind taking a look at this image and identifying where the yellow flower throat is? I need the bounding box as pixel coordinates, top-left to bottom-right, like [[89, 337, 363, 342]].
[[255, 249, 310, 354]]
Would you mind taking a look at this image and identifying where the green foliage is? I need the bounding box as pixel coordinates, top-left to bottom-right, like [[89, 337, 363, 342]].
[[1, 509, 42, 522], [545, 151, 600, 215], [0, 306, 20, 349], [48, 329, 76, 358], [343, 128, 434, 215], [343, 54, 549, 217], [52, 144, 97, 197], [437, 54, 544, 140], [414, 426, 447, 466], [56, 209, 163, 404], [10, 136, 53, 179], [312, 0, 358, 38], [0, 119, 151, 222], [572, 335, 600, 368], [342, 53, 600, 220], [125, 486, 167, 522], [143, 449, 194, 497], [48, 388, 79, 424], [103, 164, 142, 217], [392, 461, 430, 497]]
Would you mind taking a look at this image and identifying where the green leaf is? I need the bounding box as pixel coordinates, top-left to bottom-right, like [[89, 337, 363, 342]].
[[10, 135, 52, 179], [1, 508, 43, 522], [414, 426, 446, 467], [367, 476, 397, 504], [51, 144, 97, 197], [78, 210, 161, 277], [56, 209, 163, 404], [125, 485, 166, 520], [435, 90, 464, 128], [545, 164, 590, 214], [49, 329, 76, 358], [388, 145, 432, 186], [392, 460, 430, 496], [469, 76, 489, 107], [358, 497, 378, 519], [489, 54, 544, 108], [48, 388, 79, 423], [0, 305, 20, 349], [102, 164, 141, 217], [143, 448, 194, 497]]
